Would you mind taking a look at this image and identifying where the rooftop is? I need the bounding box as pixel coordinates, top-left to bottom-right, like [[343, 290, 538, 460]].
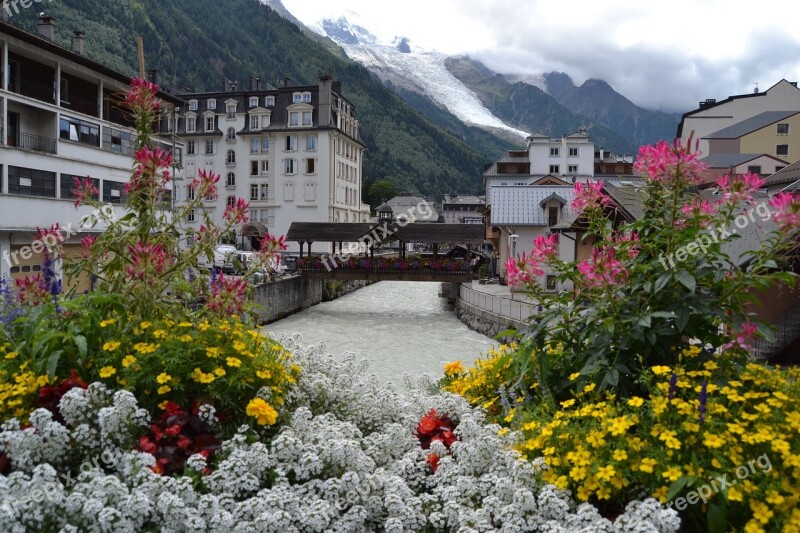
[[490, 186, 578, 226], [705, 111, 800, 139]]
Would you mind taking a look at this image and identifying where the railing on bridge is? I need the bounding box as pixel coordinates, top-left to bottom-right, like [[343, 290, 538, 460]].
[[297, 256, 473, 282], [458, 283, 538, 324]]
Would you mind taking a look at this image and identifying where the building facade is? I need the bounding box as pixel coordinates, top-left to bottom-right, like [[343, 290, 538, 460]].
[[0, 17, 183, 289], [441, 194, 484, 224], [175, 76, 370, 254]]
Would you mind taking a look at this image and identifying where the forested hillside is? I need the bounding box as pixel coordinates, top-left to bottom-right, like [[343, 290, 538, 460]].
[[9, 0, 514, 198]]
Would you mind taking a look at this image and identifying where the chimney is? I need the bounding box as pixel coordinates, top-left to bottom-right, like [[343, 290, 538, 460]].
[[318, 74, 332, 127], [283, 76, 292, 88], [71, 31, 85, 54], [38, 15, 56, 41], [250, 75, 260, 91], [147, 68, 158, 85]]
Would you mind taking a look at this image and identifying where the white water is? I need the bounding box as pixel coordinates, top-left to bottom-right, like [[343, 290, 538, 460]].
[[265, 281, 497, 385]]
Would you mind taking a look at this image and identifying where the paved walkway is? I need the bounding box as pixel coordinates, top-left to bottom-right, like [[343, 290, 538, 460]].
[[462, 279, 538, 304]]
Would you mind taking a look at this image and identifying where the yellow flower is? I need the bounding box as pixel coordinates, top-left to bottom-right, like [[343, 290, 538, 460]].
[[191, 368, 216, 384], [651, 365, 671, 376], [613, 450, 628, 461], [102, 341, 121, 352], [627, 396, 644, 407], [121, 355, 137, 368], [583, 383, 596, 393], [444, 360, 465, 376], [99, 366, 116, 378], [99, 319, 115, 328], [198, 321, 211, 332], [560, 399, 576, 408], [157, 385, 171, 395], [206, 347, 221, 358], [750, 501, 773, 524], [226, 357, 242, 368], [246, 398, 278, 425], [727, 485, 743, 502], [156, 373, 172, 384], [5, 351, 18, 360], [179, 321, 193, 328], [662, 466, 682, 481], [140, 321, 151, 329], [152, 329, 167, 340], [158, 400, 169, 410], [214, 367, 226, 377], [568, 372, 581, 381], [179, 334, 193, 343], [133, 342, 159, 354], [640, 459, 658, 474], [703, 433, 726, 449], [596, 465, 616, 481], [570, 465, 587, 481]]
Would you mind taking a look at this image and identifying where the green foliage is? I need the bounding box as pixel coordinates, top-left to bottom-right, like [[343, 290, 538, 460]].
[[367, 179, 398, 209]]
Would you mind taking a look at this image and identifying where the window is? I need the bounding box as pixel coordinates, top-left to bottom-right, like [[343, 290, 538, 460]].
[[205, 116, 215, 132], [285, 158, 295, 174], [546, 275, 557, 291], [306, 134, 317, 150], [102, 127, 134, 155], [289, 111, 299, 127], [189, 100, 198, 111], [226, 128, 236, 141], [569, 147, 579, 157], [777, 123, 789, 135], [260, 183, 268, 200], [186, 117, 196, 133], [249, 97, 259, 108], [776, 166, 786, 172], [549, 165, 560, 174], [305, 158, 315, 174], [302, 111, 312, 126], [747, 165, 762, 174], [207, 99, 216, 110], [250, 184, 259, 200], [260, 160, 269, 175], [265, 96, 275, 107], [187, 209, 196, 222], [251, 161, 259, 176], [548, 206, 559, 227], [550, 147, 559, 156], [568, 164, 578, 174], [226, 103, 237, 119], [186, 140, 196, 155], [284, 181, 294, 201], [303, 92, 312, 103], [777, 144, 789, 156], [205, 140, 215, 155], [250, 138, 259, 154], [186, 184, 195, 201], [60, 174, 99, 201], [304, 181, 316, 202], [249, 115, 259, 130], [261, 137, 269, 152], [9, 166, 57, 198], [293, 92, 302, 103], [59, 116, 100, 147], [226, 172, 236, 187], [286, 135, 296, 151], [103, 180, 126, 205], [226, 196, 236, 208], [226, 150, 236, 165]]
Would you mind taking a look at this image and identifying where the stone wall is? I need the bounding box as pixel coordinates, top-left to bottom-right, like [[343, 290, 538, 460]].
[[252, 275, 370, 324], [454, 299, 521, 342]]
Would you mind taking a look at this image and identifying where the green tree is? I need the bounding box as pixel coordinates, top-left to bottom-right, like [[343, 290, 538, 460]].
[[367, 179, 398, 210]]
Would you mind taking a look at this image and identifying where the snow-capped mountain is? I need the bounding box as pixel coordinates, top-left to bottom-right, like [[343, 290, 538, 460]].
[[312, 16, 530, 140]]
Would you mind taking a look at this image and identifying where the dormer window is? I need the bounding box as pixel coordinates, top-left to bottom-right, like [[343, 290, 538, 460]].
[[548, 206, 559, 227], [207, 98, 217, 110], [186, 116, 197, 133], [302, 92, 311, 103], [249, 97, 259, 108], [226, 103, 237, 119], [205, 116, 215, 132], [250, 115, 259, 130], [293, 92, 302, 103], [265, 96, 275, 107], [302, 111, 312, 126], [189, 100, 198, 111], [289, 111, 299, 127]]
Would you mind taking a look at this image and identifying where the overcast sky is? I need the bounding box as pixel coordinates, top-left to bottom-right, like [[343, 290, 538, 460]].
[[280, 0, 800, 113]]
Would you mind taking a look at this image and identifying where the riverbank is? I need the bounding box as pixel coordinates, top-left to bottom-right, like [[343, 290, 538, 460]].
[[454, 281, 537, 340], [252, 275, 371, 324]]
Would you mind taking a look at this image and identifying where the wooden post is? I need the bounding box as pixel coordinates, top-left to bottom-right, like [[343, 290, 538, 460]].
[[136, 36, 145, 79]]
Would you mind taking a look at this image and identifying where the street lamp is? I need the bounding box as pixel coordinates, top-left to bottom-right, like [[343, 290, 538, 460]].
[[509, 233, 518, 300]]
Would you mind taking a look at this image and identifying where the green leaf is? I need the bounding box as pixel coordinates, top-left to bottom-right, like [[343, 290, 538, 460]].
[[675, 307, 690, 332], [666, 476, 691, 501], [707, 501, 727, 533], [74, 335, 88, 361], [46, 349, 64, 380], [675, 270, 696, 293], [654, 271, 671, 293]]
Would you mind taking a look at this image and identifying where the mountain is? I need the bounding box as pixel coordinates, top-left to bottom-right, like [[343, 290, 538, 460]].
[[304, 15, 680, 154], [8, 0, 513, 199]]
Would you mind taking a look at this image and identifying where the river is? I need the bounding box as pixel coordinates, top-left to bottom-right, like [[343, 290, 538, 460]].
[[264, 281, 497, 386]]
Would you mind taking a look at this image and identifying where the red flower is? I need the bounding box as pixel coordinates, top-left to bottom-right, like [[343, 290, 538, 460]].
[[418, 409, 439, 436], [72, 177, 100, 208], [223, 197, 250, 224], [165, 424, 182, 437], [139, 436, 157, 454], [426, 453, 440, 472]]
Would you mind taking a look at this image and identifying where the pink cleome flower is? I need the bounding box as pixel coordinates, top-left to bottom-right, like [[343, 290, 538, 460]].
[[634, 138, 708, 186], [721, 321, 758, 352], [223, 197, 250, 225], [191, 170, 220, 201], [715, 172, 765, 204], [769, 191, 800, 232], [208, 272, 249, 316], [505, 234, 560, 287], [127, 146, 173, 193], [126, 241, 171, 280], [572, 181, 611, 211], [576, 246, 628, 288], [72, 177, 100, 208], [258, 233, 288, 265], [125, 77, 161, 113]]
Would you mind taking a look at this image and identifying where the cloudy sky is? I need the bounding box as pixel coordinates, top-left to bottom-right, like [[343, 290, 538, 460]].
[[280, 0, 800, 113]]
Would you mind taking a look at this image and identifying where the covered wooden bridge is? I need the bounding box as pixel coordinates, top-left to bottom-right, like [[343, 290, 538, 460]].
[[285, 222, 486, 282]]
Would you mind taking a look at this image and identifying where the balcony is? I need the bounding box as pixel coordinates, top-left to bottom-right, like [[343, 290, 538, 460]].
[[13, 78, 56, 104], [61, 93, 99, 117], [1, 128, 57, 154]]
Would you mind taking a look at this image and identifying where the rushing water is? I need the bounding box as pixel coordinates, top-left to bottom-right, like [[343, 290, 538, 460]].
[[265, 281, 497, 386]]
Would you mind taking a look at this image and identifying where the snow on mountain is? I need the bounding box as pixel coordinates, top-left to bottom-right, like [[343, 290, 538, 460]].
[[316, 17, 529, 140]]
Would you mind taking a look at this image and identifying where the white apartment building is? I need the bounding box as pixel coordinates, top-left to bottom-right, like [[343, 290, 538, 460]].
[[482, 128, 595, 199], [0, 16, 184, 291], [176, 75, 370, 254]]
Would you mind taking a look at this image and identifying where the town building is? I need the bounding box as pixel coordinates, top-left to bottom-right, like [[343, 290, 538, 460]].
[[763, 159, 800, 195], [175, 75, 370, 254], [376, 193, 439, 223], [700, 153, 790, 183], [677, 79, 800, 156], [0, 16, 184, 290], [441, 194, 484, 224]]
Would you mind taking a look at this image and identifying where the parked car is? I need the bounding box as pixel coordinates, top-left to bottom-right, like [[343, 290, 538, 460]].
[[197, 244, 238, 273]]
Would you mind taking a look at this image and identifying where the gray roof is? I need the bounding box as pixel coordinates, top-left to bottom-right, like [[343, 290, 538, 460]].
[[490, 186, 578, 226], [720, 195, 779, 267], [700, 153, 772, 168], [386, 195, 439, 220], [764, 158, 800, 187], [784, 180, 800, 192], [602, 182, 647, 221], [705, 111, 799, 139], [443, 194, 484, 205]]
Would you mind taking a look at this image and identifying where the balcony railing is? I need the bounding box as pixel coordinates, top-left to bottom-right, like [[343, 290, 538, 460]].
[[14, 78, 56, 104], [61, 93, 99, 117], [752, 303, 800, 359], [1, 128, 57, 154]]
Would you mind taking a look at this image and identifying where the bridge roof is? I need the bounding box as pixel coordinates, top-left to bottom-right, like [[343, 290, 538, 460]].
[[286, 222, 485, 244]]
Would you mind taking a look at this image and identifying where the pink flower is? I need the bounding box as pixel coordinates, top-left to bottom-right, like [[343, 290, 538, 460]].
[[208, 272, 248, 316], [125, 78, 161, 113], [721, 321, 758, 351], [81, 235, 96, 258], [531, 234, 559, 261], [614, 231, 640, 259], [715, 172, 765, 204], [634, 138, 707, 185], [126, 241, 171, 280], [15, 275, 49, 306], [769, 191, 800, 232], [72, 177, 100, 208], [223, 197, 250, 224], [572, 180, 611, 211], [258, 233, 288, 264], [128, 146, 173, 193], [681, 198, 716, 218], [191, 170, 220, 201], [576, 246, 627, 288], [505, 253, 540, 286]]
